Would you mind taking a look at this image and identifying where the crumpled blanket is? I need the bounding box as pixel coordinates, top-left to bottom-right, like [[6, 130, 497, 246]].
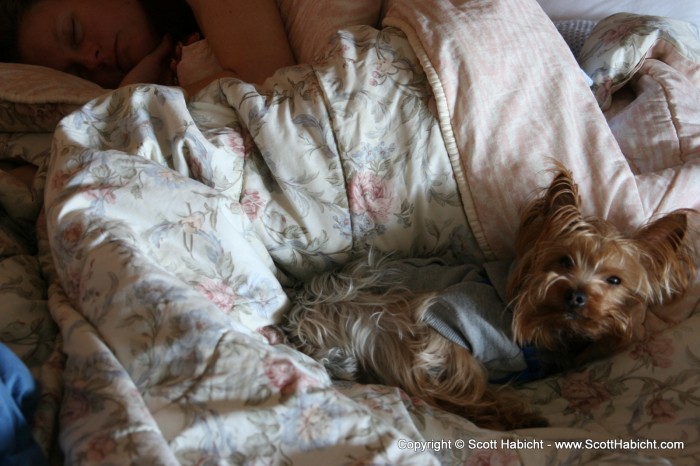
[[36, 0, 700, 465], [580, 13, 700, 217], [43, 19, 476, 466]]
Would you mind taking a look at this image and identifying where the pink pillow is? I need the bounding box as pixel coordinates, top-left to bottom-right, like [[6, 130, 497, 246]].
[[277, 0, 383, 63]]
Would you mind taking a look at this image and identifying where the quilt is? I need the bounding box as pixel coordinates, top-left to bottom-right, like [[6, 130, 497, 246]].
[[1, 0, 700, 464]]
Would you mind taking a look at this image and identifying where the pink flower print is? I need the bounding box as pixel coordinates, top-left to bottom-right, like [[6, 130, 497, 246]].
[[179, 211, 205, 234], [63, 265, 86, 302], [559, 370, 611, 415], [51, 170, 72, 191], [265, 358, 295, 389], [189, 155, 205, 181], [315, 43, 350, 66], [296, 403, 334, 446], [600, 19, 647, 46], [225, 131, 245, 154], [60, 221, 85, 254], [376, 58, 395, 74], [371, 58, 398, 86], [467, 449, 520, 466], [258, 325, 285, 345], [195, 278, 235, 311], [225, 129, 256, 159], [85, 434, 118, 463], [645, 397, 677, 424], [264, 358, 320, 396], [631, 335, 675, 368], [241, 189, 266, 221], [157, 168, 180, 185], [84, 186, 117, 204], [349, 172, 395, 224]]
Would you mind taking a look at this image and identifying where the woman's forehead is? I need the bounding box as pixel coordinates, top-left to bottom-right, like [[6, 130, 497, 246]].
[[17, 0, 64, 67]]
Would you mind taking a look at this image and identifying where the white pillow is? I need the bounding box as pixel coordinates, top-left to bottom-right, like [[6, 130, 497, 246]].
[[536, 0, 700, 27]]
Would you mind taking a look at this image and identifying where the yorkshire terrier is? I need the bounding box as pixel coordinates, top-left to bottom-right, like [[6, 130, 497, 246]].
[[278, 167, 697, 430]]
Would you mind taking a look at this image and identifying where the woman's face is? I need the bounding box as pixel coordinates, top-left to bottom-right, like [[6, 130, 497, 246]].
[[17, 0, 160, 88]]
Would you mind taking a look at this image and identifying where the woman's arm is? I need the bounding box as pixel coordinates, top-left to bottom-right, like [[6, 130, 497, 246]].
[[119, 35, 177, 87], [186, 0, 296, 84]]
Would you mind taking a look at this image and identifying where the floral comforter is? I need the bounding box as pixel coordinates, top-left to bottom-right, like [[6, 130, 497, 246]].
[[2, 0, 700, 464]]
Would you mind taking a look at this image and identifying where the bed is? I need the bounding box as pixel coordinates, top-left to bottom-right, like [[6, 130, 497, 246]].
[[2, 0, 700, 464]]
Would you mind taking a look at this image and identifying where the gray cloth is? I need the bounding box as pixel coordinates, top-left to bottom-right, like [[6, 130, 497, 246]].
[[393, 259, 527, 382], [554, 19, 597, 59]]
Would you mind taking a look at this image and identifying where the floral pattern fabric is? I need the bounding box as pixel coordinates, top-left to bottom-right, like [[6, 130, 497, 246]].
[[2, 0, 700, 465], [42, 23, 481, 465], [0, 132, 63, 460], [579, 13, 700, 110]]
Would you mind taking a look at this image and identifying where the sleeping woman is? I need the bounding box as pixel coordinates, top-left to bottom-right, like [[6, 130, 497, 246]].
[[0, 0, 298, 185], [0, 0, 296, 92]]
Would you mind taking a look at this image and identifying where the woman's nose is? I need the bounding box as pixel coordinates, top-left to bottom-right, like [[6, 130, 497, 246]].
[[79, 43, 104, 70]]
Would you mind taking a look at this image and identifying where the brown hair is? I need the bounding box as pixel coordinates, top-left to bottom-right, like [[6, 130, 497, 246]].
[[140, 0, 199, 43], [0, 0, 41, 62]]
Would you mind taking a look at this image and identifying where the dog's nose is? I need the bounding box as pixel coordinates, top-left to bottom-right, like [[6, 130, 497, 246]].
[[566, 290, 587, 311]]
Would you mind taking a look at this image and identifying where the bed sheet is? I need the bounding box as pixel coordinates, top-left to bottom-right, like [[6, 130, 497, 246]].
[[0, 132, 62, 462], [1, 0, 699, 464]]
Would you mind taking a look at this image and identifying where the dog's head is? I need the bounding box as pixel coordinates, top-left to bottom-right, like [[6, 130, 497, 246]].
[[507, 168, 696, 359]]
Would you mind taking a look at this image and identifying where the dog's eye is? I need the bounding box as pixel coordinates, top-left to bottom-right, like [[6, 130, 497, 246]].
[[559, 256, 574, 269], [606, 276, 622, 286]]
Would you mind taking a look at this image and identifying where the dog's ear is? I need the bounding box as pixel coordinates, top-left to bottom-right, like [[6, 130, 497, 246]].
[[544, 168, 580, 214], [515, 168, 582, 256], [634, 210, 697, 303], [635, 211, 687, 250]]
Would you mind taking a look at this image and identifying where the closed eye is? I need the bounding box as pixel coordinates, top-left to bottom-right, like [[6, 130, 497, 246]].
[[70, 16, 81, 48], [61, 14, 80, 49]]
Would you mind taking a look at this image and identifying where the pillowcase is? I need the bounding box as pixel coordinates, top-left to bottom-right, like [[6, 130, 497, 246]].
[[578, 14, 700, 109], [278, 0, 382, 63], [0, 63, 104, 132], [536, 0, 700, 27]]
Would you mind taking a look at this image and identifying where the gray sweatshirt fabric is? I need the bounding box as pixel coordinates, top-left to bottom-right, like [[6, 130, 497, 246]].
[[391, 259, 527, 382]]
